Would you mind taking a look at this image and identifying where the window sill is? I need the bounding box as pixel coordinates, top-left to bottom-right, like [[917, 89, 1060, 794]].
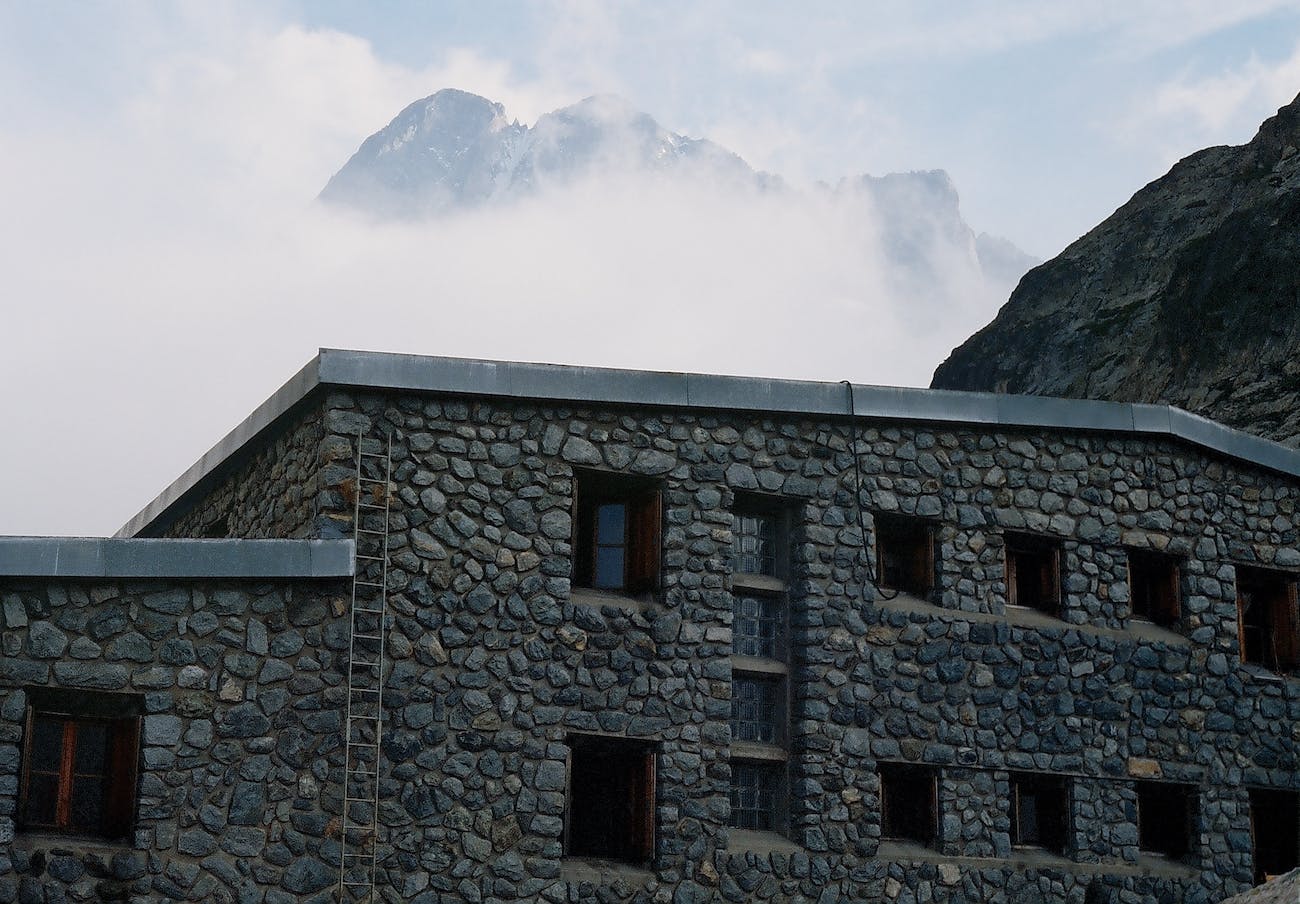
[[730, 741, 787, 763], [732, 654, 788, 676], [560, 856, 654, 886], [876, 840, 1198, 879], [1239, 663, 1293, 683], [571, 586, 657, 614], [872, 591, 1192, 646], [13, 830, 133, 853], [732, 573, 786, 594], [727, 828, 801, 855]]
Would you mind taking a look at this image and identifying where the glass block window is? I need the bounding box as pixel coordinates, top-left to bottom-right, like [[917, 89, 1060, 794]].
[[731, 677, 783, 744], [730, 763, 782, 831], [733, 595, 785, 659], [733, 513, 776, 576]]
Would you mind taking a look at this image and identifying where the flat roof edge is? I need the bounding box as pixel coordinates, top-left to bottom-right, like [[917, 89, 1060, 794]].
[[116, 357, 323, 538], [118, 350, 1300, 538], [0, 538, 355, 579]]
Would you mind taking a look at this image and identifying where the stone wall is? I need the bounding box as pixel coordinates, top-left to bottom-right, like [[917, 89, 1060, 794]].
[[161, 408, 327, 540], [301, 388, 1299, 903], [0, 577, 350, 903], [49, 384, 1300, 903]]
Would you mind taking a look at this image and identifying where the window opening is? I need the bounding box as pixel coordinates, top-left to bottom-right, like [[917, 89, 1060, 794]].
[[1249, 788, 1299, 884], [879, 762, 938, 846], [573, 471, 661, 594], [731, 677, 783, 745], [1136, 781, 1197, 861], [875, 514, 935, 598], [1011, 772, 1068, 853], [564, 735, 656, 865], [1005, 532, 1062, 616], [19, 690, 141, 840], [729, 763, 783, 832], [1128, 549, 1181, 627], [732, 595, 786, 659], [1236, 566, 1299, 672]]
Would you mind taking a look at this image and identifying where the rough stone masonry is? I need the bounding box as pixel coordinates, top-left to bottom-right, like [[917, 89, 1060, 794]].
[[2, 350, 1298, 904]]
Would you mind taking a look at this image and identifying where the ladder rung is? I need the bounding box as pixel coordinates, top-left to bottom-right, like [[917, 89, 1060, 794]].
[[352, 632, 382, 641], [353, 579, 386, 588]]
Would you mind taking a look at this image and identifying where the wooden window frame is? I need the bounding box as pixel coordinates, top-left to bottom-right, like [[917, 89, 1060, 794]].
[[563, 734, 657, 866], [874, 513, 936, 599], [1127, 548, 1182, 628], [19, 695, 141, 841], [573, 470, 662, 595], [879, 762, 939, 846], [1236, 565, 1300, 673], [1005, 532, 1062, 617]]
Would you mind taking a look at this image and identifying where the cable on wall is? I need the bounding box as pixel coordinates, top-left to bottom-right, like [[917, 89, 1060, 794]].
[[842, 380, 898, 602]]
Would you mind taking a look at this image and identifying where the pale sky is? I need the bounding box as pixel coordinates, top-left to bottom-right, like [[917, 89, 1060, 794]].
[[3, 1, 1300, 536]]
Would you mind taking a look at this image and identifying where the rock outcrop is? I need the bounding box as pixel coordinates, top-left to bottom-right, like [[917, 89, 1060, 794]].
[[932, 93, 1300, 445], [1218, 868, 1300, 904]]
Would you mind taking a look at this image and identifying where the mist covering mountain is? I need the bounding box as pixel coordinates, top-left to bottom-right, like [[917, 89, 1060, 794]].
[[933, 93, 1300, 446], [321, 88, 1037, 309]]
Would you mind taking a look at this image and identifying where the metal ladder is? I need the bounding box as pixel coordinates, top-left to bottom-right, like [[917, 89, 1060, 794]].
[[338, 431, 392, 903]]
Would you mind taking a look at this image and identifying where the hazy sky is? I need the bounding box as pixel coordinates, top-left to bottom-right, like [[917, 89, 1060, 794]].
[[4, 1, 1300, 536]]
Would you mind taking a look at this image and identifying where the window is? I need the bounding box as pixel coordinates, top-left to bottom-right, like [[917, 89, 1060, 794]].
[[1249, 789, 1299, 885], [1236, 566, 1299, 672], [1127, 549, 1181, 628], [1136, 781, 1197, 861], [875, 514, 935, 598], [733, 595, 786, 659], [730, 762, 783, 832], [1005, 532, 1062, 616], [19, 689, 140, 840], [573, 471, 661, 594], [729, 494, 792, 838], [879, 762, 938, 846], [564, 735, 656, 865], [732, 497, 787, 579], [730, 677, 784, 745], [1011, 772, 1069, 854]]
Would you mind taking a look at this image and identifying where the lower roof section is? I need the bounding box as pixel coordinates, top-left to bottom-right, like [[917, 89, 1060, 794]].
[[117, 348, 1300, 538], [0, 538, 354, 579]]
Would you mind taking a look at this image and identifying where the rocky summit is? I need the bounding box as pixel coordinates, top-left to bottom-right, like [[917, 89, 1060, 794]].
[[318, 88, 1037, 306], [932, 93, 1300, 446]]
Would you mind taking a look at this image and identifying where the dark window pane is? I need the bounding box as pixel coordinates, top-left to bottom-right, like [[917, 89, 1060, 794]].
[[594, 547, 625, 589], [70, 775, 105, 833], [732, 595, 785, 659], [24, 772, 59, 826], [31, 716, 65, 765], [1137, 781, 1195, 860], [596, 503, 625, 545], [730, 763, 781, 830], [731, 678, 782, 744], [880, 762, 937, 844], [74, 723, 109, 775], [1250, 789, 1300, 884], [733, 514, 776, 576]]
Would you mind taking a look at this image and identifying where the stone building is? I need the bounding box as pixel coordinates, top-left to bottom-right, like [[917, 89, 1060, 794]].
[[2, 348, 1299, 904]]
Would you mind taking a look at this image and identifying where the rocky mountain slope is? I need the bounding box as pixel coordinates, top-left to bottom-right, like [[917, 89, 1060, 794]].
[[320, 88, 1036, 306], [932, 93, 1300, 445]]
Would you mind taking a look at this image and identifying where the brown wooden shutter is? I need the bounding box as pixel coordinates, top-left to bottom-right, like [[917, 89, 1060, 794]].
[[1006, 547, 1019, 607], [921, 526, 935, 594], [1237, 582, 1250, 662], [18, 705, 34, 826], [103, 715, 140, 840], [1156, 562, 1182, 627], [1276, 581, 1299, 671], [627, 490, 661, 594], [634, 749, 656, 863], [1044, 548, 1061, 612]]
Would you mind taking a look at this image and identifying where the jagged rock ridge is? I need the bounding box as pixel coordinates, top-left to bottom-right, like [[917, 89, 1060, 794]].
[[932, 92, 1300, 446], [320, 89, 1037, 305]]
